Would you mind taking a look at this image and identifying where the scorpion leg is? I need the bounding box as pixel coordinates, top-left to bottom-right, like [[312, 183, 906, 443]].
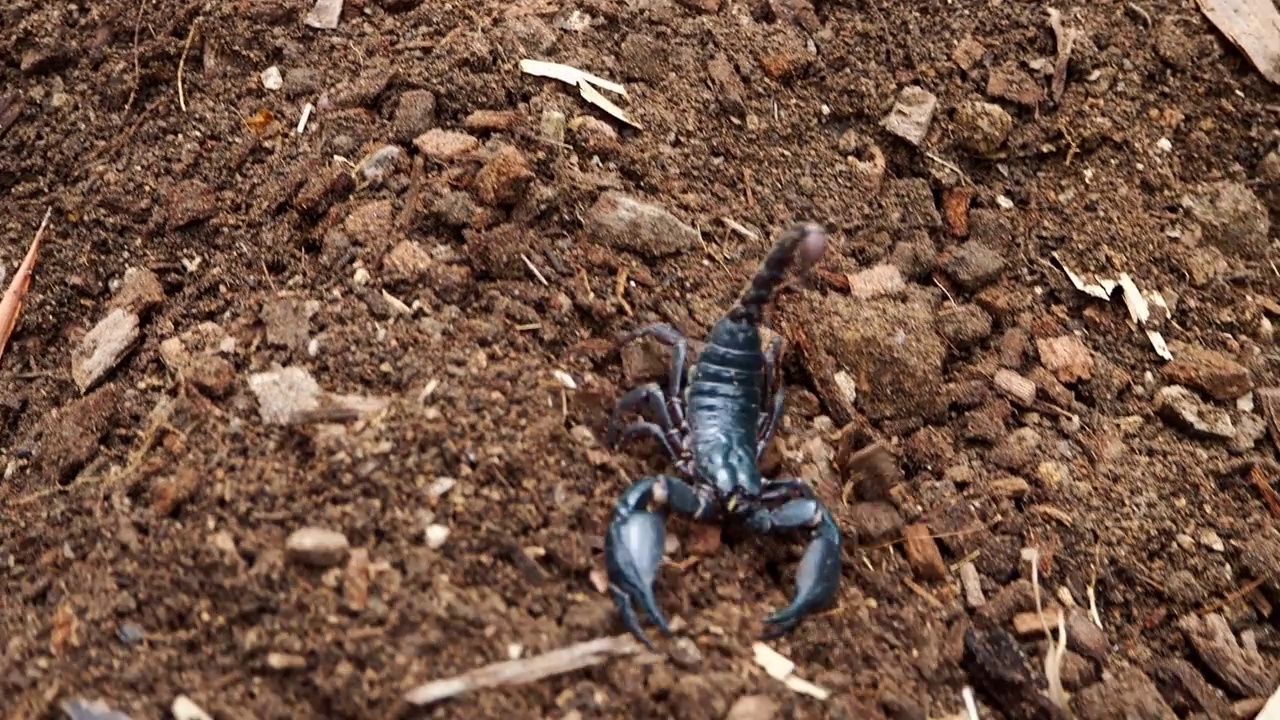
[[605, 383, 681, 451], [761, 477, 815, 501], [605, 474, 711, 648], [616, 421, 679, 461], [756, 334, 785, 457], [745, 498, 842, 638], [618, 323, 690, 427], [757, 388, 785, 460]]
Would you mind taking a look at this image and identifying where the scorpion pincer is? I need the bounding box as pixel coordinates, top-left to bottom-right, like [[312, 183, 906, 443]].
[[602, 222, 842, 647]]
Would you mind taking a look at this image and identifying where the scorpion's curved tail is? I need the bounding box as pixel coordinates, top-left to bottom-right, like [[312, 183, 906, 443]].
[[727, 222, 828, 326]]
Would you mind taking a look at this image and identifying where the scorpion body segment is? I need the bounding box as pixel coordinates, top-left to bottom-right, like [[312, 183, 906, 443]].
[[603, 222, 842, 648]]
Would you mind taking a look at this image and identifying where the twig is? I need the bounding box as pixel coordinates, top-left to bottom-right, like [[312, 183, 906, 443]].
[[1087, 542, 1103, 630], [402, 634, 641, 706], [125, 0, 147, 114], [1249, 464, 1280, 520], [614, 268, 632, 316], [925, 151, 971, 185], [0, 208, 52, 365], [1125, 2, 1152, 28], [962, 686, 981, 720], [1200, 577, 1266, 616], [1047, 8, 1079, 103], [520, 253, 549, 286], [397, 155, 425, 229], [177, 17, 200, 112]]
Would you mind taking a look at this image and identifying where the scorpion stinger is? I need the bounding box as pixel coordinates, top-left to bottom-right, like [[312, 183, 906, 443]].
[[603, 222, 843, 647]]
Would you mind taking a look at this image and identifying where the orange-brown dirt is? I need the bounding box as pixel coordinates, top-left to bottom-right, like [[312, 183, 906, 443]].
[[2, 0, 1280, 718]]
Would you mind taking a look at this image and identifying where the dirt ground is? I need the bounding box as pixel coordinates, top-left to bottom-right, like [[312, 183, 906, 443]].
[[2, 0, 1280, 717]]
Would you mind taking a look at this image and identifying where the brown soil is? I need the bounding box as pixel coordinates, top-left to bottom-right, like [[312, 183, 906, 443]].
[[3, 0, 1280, 718]]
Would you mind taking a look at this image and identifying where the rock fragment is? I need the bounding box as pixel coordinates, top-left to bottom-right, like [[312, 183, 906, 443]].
[[877, 178, 942, 230], [392, 90, 436, 143], [952, 37, 986, 71], [413, 129, 480, 161], [1183, 181, 1271, 259], [940, 241, 1006, 291], [286, 527, 350, 568], [1161, 342, 1252, 400], [953, 100, 1013, 154], [789, 294, 947, 423], [846, 502, 905, 543], [1036, 335, 1093, 383], [166, 180, 217, 230], [72, 309, 140, 393], [881, 86, 937, 146], [472, 145, 534, 206], [304, 0, 343, 28], [986, 64, 1044, 106], [847, 264, 905, 300], [585, 193, 699, 258], [108, 267, 166, 316], [960, 562, 986, 608], [935, 304, 993, 350], [1154, 385, 1235, 440], [726, 695, 778, 720], [249, 367, 320, 424]]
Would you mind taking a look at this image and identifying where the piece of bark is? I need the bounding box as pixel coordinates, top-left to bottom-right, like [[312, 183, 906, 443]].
[[903, 523, 948, 582]]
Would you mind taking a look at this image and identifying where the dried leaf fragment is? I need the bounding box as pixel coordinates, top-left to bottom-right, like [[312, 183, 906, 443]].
[[577, 79, 642, 128], [0, 208, 51, 365], [518, 59, 627, 95], [1196, 0, 1280, 84]]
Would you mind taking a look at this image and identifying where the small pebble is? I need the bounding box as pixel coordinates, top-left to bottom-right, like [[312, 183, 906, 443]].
[[116, 622, 145, 645], [285, 527, 350, 568], [427, 477, 457, 499], [261, 66, 283, 91], [171, 696, 214, 720], [426, 523, 450, 549], [727, 694, 779, 720], [1199, 529, 1225, 552], [266, 652, 308, 670], [670, 636, 703, 668]]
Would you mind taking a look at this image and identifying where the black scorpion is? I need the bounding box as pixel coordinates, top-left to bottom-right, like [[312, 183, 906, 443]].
[[603, 222, 842, 647]]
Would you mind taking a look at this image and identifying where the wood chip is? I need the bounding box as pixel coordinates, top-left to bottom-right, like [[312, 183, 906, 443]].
[[404, 635, 642, 706], [960, 562, 986, 609], [71, 308, 141, 394], [750, 643, 830, 700], [903, 523, 948, 582], [1197, 0, 1280, 84], [1179, 612, 1278, 696], [993, 368, 1036, 406]]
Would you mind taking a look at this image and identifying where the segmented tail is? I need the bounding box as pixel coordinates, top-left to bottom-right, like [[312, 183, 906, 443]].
[[727, 222, 828, 325]]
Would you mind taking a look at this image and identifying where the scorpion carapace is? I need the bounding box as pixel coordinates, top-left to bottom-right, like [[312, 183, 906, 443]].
[[603, 221, 842, 648]]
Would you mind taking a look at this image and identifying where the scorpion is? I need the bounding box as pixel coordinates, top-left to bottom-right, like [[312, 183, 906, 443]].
[[602, 221, 842, 648]]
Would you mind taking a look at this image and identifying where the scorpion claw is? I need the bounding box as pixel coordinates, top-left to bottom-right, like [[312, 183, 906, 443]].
[[605, 508, 671, 647], [761, 507, 842, 636]]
